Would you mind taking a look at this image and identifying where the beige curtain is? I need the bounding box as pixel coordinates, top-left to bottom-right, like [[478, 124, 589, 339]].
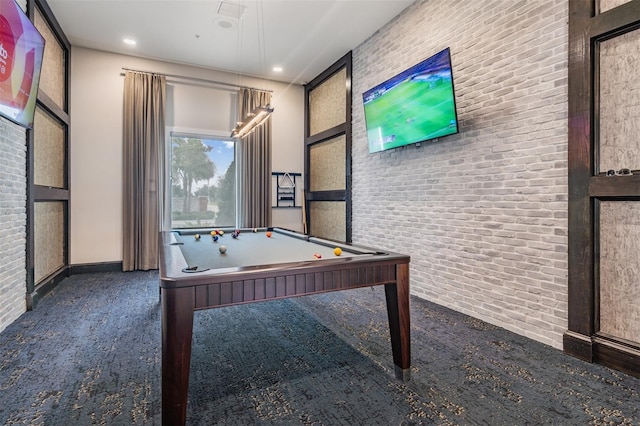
[[238, 88, 272, 228], [122, 71, 166, 271]]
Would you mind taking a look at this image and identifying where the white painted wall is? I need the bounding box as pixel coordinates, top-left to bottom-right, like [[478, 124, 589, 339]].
[[70, 47, 304, 265]]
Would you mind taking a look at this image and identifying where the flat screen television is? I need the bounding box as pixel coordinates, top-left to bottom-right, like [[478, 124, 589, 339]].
[[0, 0, 45, 129], [363, 47, 459, 153]]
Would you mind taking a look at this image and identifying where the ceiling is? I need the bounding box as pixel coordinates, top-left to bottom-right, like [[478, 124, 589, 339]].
[[46, 0, 414, 85]]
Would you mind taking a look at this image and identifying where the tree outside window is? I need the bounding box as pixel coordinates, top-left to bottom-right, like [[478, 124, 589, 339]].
[[170, 135, 236, 228]]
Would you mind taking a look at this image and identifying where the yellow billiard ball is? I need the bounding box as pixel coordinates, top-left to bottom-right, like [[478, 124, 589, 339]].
[[334, 247, 342, 256], [210, 230, 217, 237]]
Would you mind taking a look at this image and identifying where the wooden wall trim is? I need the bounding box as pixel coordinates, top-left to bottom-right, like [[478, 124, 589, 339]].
[[591, 1, 640, 39], [565, 0, 640, 378], [70, 262, 124, 275], [26, 0, 71, 308], [304, 52, 352, 242], [567, 0, 595, 337]]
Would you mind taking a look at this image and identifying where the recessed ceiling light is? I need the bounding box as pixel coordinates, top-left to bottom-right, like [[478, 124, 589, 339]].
[[123, 38, 136, 46], [272, 67, 283, 72]]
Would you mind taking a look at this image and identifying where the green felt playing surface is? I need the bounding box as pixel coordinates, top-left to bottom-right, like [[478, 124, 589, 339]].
[[174, 229, 356, 271]]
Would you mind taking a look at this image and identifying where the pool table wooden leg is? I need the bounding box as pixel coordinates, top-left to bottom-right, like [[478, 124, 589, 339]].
[[384, 263, 411, 382], [162, 287, 195, 426]]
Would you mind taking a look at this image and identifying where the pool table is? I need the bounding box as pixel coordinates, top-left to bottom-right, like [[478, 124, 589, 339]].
[[159, 227, 411, 425]]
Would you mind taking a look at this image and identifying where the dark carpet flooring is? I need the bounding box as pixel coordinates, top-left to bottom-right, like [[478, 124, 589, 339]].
[[0, 271, 638, 425]]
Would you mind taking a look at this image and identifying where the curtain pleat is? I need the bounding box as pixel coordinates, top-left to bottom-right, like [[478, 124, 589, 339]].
[[122, 71, 166, 271], [238, 88, 272, 228]]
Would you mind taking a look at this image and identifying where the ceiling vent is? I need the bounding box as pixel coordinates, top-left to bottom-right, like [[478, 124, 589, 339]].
[[216, 1, 246, 20]]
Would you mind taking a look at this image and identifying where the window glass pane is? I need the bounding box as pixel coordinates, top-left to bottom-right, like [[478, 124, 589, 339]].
[[171, 135, 236, 228]]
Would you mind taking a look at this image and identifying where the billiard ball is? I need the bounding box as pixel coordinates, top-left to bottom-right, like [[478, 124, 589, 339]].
[[213, 235, 219, 242], [194, 234, 201, 241], [334, 247, 342, 256], [266, 231, 272, 238], [232, 233, 237, 239], [252, 228, 258, 233], [219, 230, 225, 236], [313, 253, 322, 259], [219, 245, 227, 254]]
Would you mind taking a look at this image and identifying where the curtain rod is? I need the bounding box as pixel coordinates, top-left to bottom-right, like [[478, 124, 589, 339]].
[[121, 67, 273, 93]]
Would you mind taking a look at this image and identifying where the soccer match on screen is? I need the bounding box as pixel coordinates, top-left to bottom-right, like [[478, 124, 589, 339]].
[[363, 48, 458, 153]]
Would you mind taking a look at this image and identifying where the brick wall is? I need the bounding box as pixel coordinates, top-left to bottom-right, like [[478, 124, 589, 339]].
[[351, 0, 568, 348], [0, 119, 27, 333]]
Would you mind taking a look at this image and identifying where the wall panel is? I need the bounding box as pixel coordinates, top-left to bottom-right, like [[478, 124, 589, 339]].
[[34, 7, 65, 108], [309, 201, 346, 242], [598, 28, 640, 172], [33, 107, 65, 188], [34, 202, 65, 283], [599, 201, 640, 344], [309, 68, 347, 136], [309, 135, 346, 192]]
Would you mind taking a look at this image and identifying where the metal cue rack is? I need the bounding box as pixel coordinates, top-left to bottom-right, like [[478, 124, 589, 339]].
[[272, 172, 301, 207]]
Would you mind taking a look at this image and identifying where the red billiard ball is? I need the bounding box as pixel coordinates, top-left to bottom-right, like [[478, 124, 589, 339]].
[[313, 253, 322, 259], [266, 231, 272, 238]]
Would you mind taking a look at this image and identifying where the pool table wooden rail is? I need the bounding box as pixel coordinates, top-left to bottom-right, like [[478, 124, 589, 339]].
[[159, 229, 408, 289]]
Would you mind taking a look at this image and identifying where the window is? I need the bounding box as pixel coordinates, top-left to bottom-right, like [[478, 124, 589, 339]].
[[170, 134, 236, 229]]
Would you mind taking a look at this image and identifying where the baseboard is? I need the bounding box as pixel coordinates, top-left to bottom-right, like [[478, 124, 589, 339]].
[[69, 261, 123, 275], [593, 336, 640, 379], [564, 330, 640, 378], [27, 266, 70, 310], [563, 330, 593, 362]]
